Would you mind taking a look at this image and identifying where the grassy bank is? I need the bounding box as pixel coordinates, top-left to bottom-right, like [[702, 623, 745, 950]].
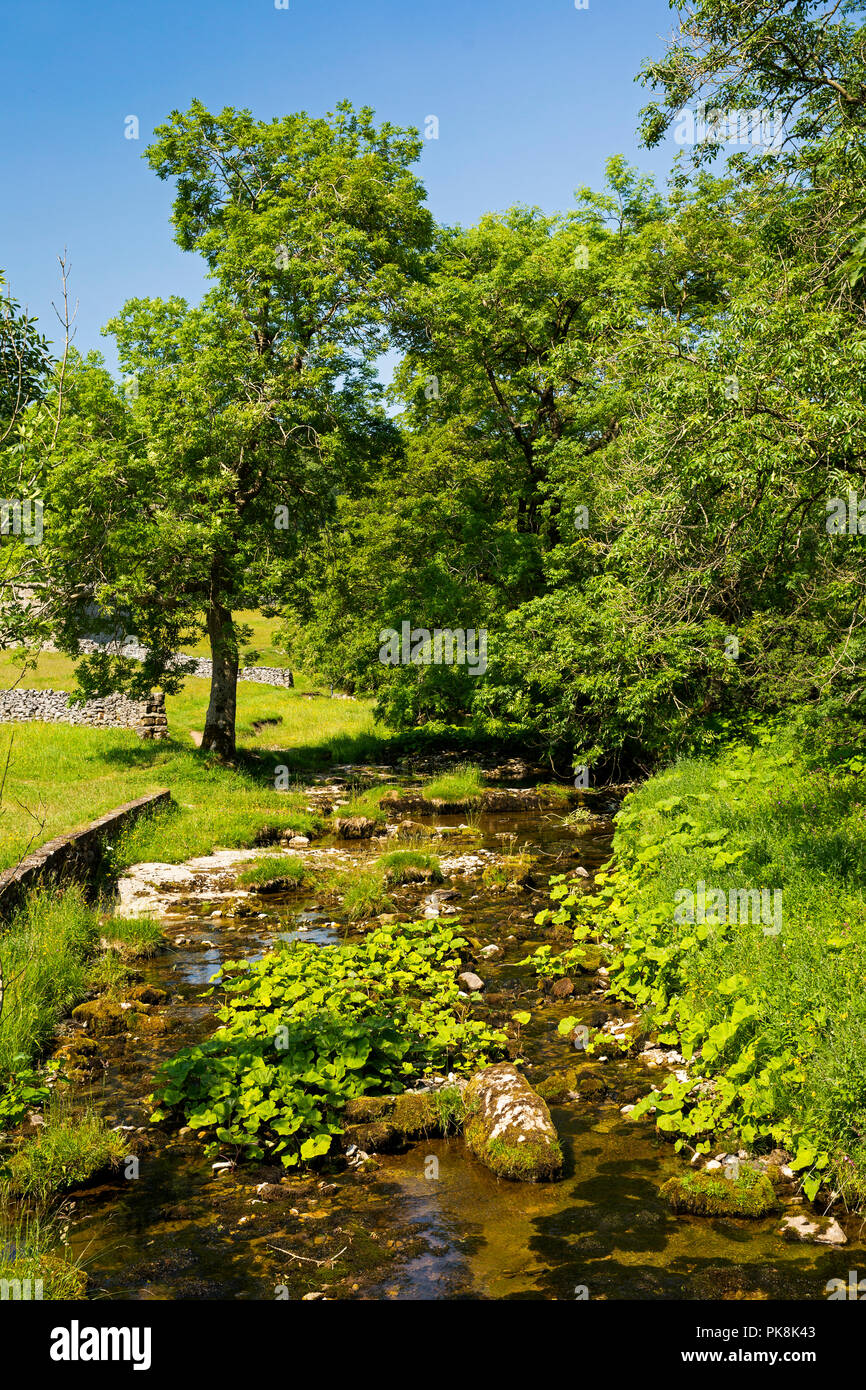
[[543, 725, 866, 1207], [0, 888, 98, 1122], [0, 644, 386, 871], [0, 888, 161, 1123]]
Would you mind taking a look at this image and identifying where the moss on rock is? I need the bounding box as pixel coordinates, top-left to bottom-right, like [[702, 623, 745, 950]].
[[536, 1071, 577, 1105], [342, 1087, 465, 1143], [71, 999, 127, 1036], [661, 1166, 778, 1217], [481, 855, 535, 891], [463, 1063, 563, 1181]]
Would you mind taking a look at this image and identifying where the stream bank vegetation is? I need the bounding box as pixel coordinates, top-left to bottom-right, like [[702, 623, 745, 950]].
[[535, 718, 866, 1210]]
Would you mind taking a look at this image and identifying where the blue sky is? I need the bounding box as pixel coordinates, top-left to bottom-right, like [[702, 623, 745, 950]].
[[1, 0, 681, 373]]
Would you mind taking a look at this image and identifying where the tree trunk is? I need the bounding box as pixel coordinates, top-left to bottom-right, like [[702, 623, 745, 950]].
[[201, 584, 238, 759]]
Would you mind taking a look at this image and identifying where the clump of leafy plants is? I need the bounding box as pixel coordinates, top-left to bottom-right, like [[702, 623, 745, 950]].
[[151, 918, 506, 1168]]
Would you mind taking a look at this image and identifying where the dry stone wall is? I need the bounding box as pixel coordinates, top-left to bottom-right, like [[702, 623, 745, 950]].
[[0, 689, 168, 739], [72, 639, 295, 689]]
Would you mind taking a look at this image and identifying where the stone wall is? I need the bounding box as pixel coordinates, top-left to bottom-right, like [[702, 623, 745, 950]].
[[0, 689, 168, 739], [0, 789, 172, 921], [72, 639, 295, 689]]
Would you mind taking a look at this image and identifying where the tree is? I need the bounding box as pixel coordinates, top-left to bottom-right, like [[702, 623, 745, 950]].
[[27, 101, 432, 757], [0, 273, 53, 653]]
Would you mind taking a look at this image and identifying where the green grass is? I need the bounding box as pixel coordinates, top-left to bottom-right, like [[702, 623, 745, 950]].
[[339, 868, 394, 921], [85, 951, 133, 1000], [183, 609, 296, 670], [0, 888, 98, 1082], [0, 1197, 87, 1299], [421, 763, 485, 804], [236, 856, 312, 890], [3, 1104, 127, 1200], [376, 850, 443, 885], [336, 784, 397, 824], [98, 915, 166, 960], [536, 783, 574, 803], [0, 641, 392, 870]]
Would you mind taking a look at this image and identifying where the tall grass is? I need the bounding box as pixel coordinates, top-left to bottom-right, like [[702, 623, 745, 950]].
[[0, 888, 98, 1081], [4, 1095, 126, 1200]]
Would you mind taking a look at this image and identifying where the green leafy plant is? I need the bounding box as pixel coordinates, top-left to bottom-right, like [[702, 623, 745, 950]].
[[151, 918, 506, 1167]]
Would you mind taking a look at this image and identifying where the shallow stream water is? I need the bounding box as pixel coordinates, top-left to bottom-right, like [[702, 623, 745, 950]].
[[61, 791, 866, 1302]]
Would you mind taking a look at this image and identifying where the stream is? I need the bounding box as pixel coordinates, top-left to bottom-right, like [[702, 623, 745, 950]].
[[57, 777, 866, 1302]]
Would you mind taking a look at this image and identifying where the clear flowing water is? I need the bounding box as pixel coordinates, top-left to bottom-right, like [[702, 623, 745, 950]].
[[62, 802, 866, 1302]]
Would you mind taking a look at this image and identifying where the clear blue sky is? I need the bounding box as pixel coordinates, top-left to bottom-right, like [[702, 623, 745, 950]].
[[1, 0, 681, 374]]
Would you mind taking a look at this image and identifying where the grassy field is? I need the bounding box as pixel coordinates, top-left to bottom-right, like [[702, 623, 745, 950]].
[[0, 643, 387, 871], [182, 609, 295, 669]]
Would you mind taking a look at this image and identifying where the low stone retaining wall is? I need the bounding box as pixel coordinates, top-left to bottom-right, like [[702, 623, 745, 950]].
[[0, 789, 172, 921], [0, 689, 168, 739]]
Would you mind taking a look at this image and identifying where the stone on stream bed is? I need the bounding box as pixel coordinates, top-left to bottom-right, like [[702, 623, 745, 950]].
[[71, 999, 129, 1035], [334, 816, 380, 839], [536, 1068, 608, 1104], [779, 1214, 847, 1246], [463, 1063, 564, 1181], [341, 1088, 466, 1147], [660, 1166, 778, 1217]]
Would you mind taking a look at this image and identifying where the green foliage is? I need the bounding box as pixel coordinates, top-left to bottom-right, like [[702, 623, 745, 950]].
[[17, 100, 433, 755], [0, 1066, 53, 1131], [545, 725, 866, 1205], [151, 918, 506, 1167]]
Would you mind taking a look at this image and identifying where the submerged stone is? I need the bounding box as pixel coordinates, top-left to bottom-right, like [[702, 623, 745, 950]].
[[536, 1070, 577, 1105]]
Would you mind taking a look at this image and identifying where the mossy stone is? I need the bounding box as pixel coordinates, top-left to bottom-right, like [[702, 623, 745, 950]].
[[661, 1166, 778, 1217], [536, 1071, 577, 1105], [463, 1063, 563, 1182], [71, 999, 127, 1036]]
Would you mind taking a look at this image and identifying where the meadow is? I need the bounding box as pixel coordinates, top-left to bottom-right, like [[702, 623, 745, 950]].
[[0, 634, 386, 872]]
